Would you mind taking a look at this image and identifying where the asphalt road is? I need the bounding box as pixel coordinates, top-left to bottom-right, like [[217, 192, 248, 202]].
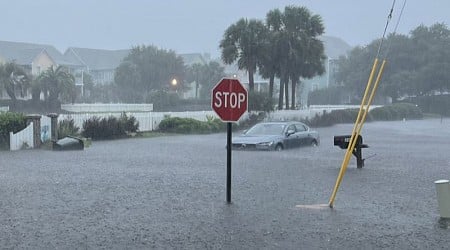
[[1, 118, 450, 249]]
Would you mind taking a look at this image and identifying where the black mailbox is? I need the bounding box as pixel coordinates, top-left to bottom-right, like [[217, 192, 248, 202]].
[[333, 134, 368, 168]]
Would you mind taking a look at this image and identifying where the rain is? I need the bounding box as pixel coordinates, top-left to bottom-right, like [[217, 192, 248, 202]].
[[1, 1, 450, 248]]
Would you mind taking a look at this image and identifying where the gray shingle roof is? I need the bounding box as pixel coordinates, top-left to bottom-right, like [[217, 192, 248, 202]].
[[64, 47, 130, 70], [0, 40, 76, 65]]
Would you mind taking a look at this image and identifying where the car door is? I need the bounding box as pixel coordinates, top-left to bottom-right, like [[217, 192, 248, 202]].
[[294, 123, 310, 146], [284, 124, 299, 148]]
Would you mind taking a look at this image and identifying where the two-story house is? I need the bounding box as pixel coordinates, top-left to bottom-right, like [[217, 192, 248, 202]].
[[0, 40, 83, 99], [64, 47, 131, 86]]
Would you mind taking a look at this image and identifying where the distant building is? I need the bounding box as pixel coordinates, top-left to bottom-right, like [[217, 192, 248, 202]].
[[0, 40, 79, 99], [64, 47, 131, 86], [225, 36, 350, 108], [301, 36, 351, 106]]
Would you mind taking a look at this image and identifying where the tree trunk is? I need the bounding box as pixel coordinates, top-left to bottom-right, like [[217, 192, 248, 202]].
[[291, 79, 297, 109], [284, 78, 289, 110], [195, 82, 199, 99], [278, 76, 285, 110], [248, 67, 255, 92], [269, 73, 275, 99]]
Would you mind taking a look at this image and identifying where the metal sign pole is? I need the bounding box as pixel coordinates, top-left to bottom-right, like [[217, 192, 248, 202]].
[[227, 122, 232, 203]]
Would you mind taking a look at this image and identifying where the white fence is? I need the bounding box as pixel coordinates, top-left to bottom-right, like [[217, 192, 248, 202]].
[[0, 106, 9, 112], [59, 111, 218, 132], [61, 103, 153, 113], [8, 105, 379, 150], [57, 108, 341, 133], [10, 122, 34, 151]]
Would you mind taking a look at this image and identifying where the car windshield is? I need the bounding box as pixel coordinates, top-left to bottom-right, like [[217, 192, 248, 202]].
[[245, 123, 285, 135]]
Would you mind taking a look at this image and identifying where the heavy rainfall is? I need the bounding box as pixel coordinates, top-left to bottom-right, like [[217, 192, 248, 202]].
[[1, 1, 450, 249]]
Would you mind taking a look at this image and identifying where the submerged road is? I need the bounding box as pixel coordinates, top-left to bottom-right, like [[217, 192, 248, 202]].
[[1, 118, 450, 249]]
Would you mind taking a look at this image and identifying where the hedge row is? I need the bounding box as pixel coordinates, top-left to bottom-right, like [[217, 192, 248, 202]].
[[158, 115, 225, 134], [81, 113, 139, 140], [0, 112, 27, 149], [303, 103, 422, 127]]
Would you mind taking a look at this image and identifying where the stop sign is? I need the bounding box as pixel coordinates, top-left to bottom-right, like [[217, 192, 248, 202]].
[[211, 78, 248, 122]]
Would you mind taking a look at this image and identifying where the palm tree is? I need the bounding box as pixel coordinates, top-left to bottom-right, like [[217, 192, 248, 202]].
[[220, 18, 268, 92], [266, 6, 326, 109], [258, 29, 280, 100], [0, 62, 30, 106], [37, 66, 75, 107]]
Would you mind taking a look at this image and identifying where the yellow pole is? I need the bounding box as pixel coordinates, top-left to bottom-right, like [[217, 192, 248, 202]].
[[355, 60, 387, 137], [328, 58, 381, 207]]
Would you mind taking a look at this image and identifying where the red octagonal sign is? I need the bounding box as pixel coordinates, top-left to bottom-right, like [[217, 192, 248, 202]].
[[212, 78, 248, 122]]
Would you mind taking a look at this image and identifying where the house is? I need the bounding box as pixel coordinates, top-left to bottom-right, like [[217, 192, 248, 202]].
[[64, 47, 130, 86], [0, 40, 79, 99], [301, 36, 351, 106]]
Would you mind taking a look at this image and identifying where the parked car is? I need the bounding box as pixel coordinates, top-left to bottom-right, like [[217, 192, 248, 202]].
[[232, 121, 320, 151]]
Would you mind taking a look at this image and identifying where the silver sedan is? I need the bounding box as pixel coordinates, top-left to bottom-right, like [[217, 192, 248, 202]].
[[232, 121, 320, 151]]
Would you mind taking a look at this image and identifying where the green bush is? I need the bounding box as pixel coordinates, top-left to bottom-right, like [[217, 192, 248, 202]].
[[404, 95, 450, 117], [248, 92, 274, 112], [301, 103, 422, 127], [0, 112, 27, 149], [57, 117, 80, 139], [82, 113, 139, 140], [119, 112, 139, 133], [158, 116, 225, 134], [370, 103, 422, 120], [303, 108, 366, 127]]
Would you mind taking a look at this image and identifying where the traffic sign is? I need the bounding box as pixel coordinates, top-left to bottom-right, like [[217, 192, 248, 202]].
[[211, 78, 248, 122]]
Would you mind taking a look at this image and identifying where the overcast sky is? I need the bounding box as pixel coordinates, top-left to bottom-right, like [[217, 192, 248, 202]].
[[2, 0, 449, 58]]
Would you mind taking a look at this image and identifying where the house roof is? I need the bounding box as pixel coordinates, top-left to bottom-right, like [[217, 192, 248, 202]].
[[64, 47, 130, 70], [320, 36, 352, 59], [179, 53, 208, 66], [0, 40, 75, 65]]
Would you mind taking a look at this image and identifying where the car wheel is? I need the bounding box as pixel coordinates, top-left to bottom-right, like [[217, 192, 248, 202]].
[[311, 140, 318, 147], [275, 144, 283, 151]]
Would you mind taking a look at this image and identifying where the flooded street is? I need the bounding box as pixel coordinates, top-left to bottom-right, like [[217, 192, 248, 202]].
[[1, 118, 450, 249]]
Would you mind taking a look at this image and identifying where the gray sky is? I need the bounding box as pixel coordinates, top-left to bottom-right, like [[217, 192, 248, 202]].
[[2, 0, 449, 58]]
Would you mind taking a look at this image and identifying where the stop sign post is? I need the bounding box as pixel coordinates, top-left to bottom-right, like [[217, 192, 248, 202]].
[[211, 78, 248, 203]]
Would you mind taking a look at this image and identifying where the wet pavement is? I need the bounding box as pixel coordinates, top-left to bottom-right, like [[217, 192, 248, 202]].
[[1, 118, 450, 249]]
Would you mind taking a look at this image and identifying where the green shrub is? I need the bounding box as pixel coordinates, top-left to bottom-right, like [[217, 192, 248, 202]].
[[303, 108, 368, 127], [57, 117, 80, 139], [158, 116, 225, 134], [248, 92, 274, 112], [370, 103, 422, 120], [82, 113, 139, 140], [0, 112, 27, 149], [119, 112, 139, 133], [301, 103, 423, 127]]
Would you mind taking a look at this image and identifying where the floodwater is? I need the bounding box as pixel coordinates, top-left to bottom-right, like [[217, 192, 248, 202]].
[[1, 118, 449, 248]]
